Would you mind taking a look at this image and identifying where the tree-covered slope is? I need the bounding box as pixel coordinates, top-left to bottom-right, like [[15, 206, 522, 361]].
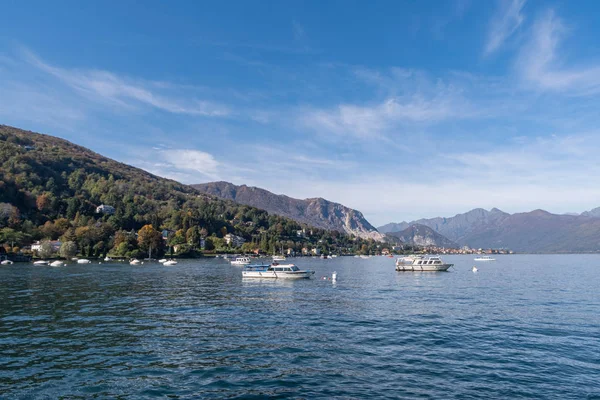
[[0, 125, 387, 258]]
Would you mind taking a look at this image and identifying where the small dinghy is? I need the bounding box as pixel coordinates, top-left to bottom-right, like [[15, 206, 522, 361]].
[[50, 261, 64, 267]]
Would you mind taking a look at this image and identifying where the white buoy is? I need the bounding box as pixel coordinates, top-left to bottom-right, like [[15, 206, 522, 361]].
[[472, 266, 478, 272], [332, 271, 337, 282]]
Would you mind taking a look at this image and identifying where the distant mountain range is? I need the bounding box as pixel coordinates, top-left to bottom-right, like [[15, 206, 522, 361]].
[[379, 207, 600, 253], [386, 224, 458, 248], [192, 181, 385, 241]]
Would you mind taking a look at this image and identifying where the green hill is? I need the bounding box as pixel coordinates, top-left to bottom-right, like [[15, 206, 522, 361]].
[[0, 125, 387, 258]]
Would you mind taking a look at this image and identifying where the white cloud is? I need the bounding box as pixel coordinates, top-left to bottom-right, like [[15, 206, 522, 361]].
[[301, 92, 476, 139], [21, 49, 231, 116], [159, 149, 221, 180], [517, 10, 600, 94], [484, 0, 526, 55]]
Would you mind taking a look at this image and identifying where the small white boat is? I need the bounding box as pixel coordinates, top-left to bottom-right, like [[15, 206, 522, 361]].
[[50, 261, 64, 267], [242, 264, 315, 279], [474, 256, 496, 261], [77, 259, 91, 264], [359, 255, 370, 259], [163, 260, 178, 266], [330, 255, 338, 258], [33, 260, 49, 265], [130, 259, 141, 265], [104, 256, 112, 262], [472, 266, 478, 272], [231, 257, 251, 266], [395, 256, 453, 272], [158, 259, 168, 263], [272, 255, 286, 261], [1, 260, 14, 265]]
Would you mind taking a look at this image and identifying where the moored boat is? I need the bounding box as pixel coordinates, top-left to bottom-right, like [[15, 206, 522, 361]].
[[231, 257, 251, 266], [50, 260, 64, 267], [163, 260, 177, 266], [474, 256, 496, 261], [1, 260, 14, 265], [33, 260, 49, 265], [272, 255, 286, 261], [242, 263, 314, 279], [77, 259, 91, 264], [130, 259, 141, 265], [395, 255, 453, 272]]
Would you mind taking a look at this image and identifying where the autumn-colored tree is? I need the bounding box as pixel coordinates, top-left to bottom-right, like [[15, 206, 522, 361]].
[[137, 224, 162, 253], [36, 193, 51, 211]]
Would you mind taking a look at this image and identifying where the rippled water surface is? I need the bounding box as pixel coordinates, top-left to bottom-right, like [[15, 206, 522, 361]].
[[1, 255, 600, 399]]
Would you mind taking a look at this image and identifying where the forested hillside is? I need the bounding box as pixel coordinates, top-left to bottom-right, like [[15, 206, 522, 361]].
[[0, 125, 387, 258]]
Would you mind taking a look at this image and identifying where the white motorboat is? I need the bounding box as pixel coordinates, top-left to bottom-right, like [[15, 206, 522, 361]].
[[231, 257, 251, 266], [50, 261, 64, 267], [130, 259, 141, 265], [104, 256, 112, 262], [1, 260, 14, 265], [272, 255, 286, 261], [242, 263, 315, 279], [158, 259, 168, 263], [395, 256, 453, 272], [474, 256, 496, 261], [77, 259, 91, 264], [33, 260, 49, 265], [163, 260, 177, 266]]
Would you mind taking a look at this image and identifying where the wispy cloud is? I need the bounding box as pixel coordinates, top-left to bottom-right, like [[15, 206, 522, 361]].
[[517, 10, 600, 94], [484, 0, 526, 55], [158, 149, 221, 180], [300, 72, 479, 139], [21, 49, 231, 116]]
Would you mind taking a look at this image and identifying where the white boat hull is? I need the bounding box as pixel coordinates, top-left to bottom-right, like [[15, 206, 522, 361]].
[[1, 260, 14, 265], [242, 270, 314, 279], [396, 264, 452, 272]]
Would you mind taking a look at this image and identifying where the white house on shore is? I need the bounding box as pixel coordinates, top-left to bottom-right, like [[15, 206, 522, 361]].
[[224, 233, 246, 247], [31, 240, 62, 252]]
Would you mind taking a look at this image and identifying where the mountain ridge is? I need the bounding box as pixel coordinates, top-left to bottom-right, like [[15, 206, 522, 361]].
[[192, 181, 385, 241], [379, 207, 600, 252]]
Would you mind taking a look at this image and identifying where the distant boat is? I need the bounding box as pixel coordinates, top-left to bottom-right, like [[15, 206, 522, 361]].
[[50, 261, 64, 267], [158, 258, 168, 263], [77, 259, 91, 264], [33, 260, 49, 265], [242, 263, 314, 279], [104, 256, 112, 262], [163, 260, 177, 266], [474, 256, 496, 261], [272, 255, 286, 261], [231, 257, 251, 266], [130, 259, 141, 265], [1, 260, 14, 265], [395, 256, 453, 272], [472, 266, 478, 272]]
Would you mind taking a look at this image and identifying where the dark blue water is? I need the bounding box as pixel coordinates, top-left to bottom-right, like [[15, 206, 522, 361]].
[[1, 255, 599, 399]]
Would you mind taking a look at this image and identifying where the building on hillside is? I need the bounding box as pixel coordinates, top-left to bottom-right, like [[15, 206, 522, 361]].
[[286, 248, 295, 256], [96, 204, 115, 215], [311, 248, 321, 256], [31, 240, 62, 252], [301, 247, 309, 255], [381, 248, 390, 255], [224, 233, 246, 247], [296, 229, 306, 238]]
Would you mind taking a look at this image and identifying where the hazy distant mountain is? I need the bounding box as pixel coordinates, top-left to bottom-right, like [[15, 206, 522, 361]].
[[380, 208, 600, 252], [192, 181, 385, 241], [386, 224, 458, 248], [379, 208, 510, 243], [581, 207, 600, 218]]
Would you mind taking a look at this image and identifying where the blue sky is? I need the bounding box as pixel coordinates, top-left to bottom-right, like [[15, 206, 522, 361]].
[[2, 0, 600, 225]]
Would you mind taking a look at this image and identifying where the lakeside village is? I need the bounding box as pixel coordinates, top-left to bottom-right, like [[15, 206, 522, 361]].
[[0, 204, 512, 263]]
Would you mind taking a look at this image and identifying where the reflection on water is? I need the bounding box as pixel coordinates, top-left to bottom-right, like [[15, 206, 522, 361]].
[[1, 255, 600, 398]]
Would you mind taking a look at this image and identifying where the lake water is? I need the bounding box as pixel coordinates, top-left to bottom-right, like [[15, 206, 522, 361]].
[[1, 255, 599, 399]]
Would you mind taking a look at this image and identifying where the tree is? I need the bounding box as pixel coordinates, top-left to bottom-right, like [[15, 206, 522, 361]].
[[59, 241, 77, 259], [137, 224, 162, 254], [38, 240, 54, 258]]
